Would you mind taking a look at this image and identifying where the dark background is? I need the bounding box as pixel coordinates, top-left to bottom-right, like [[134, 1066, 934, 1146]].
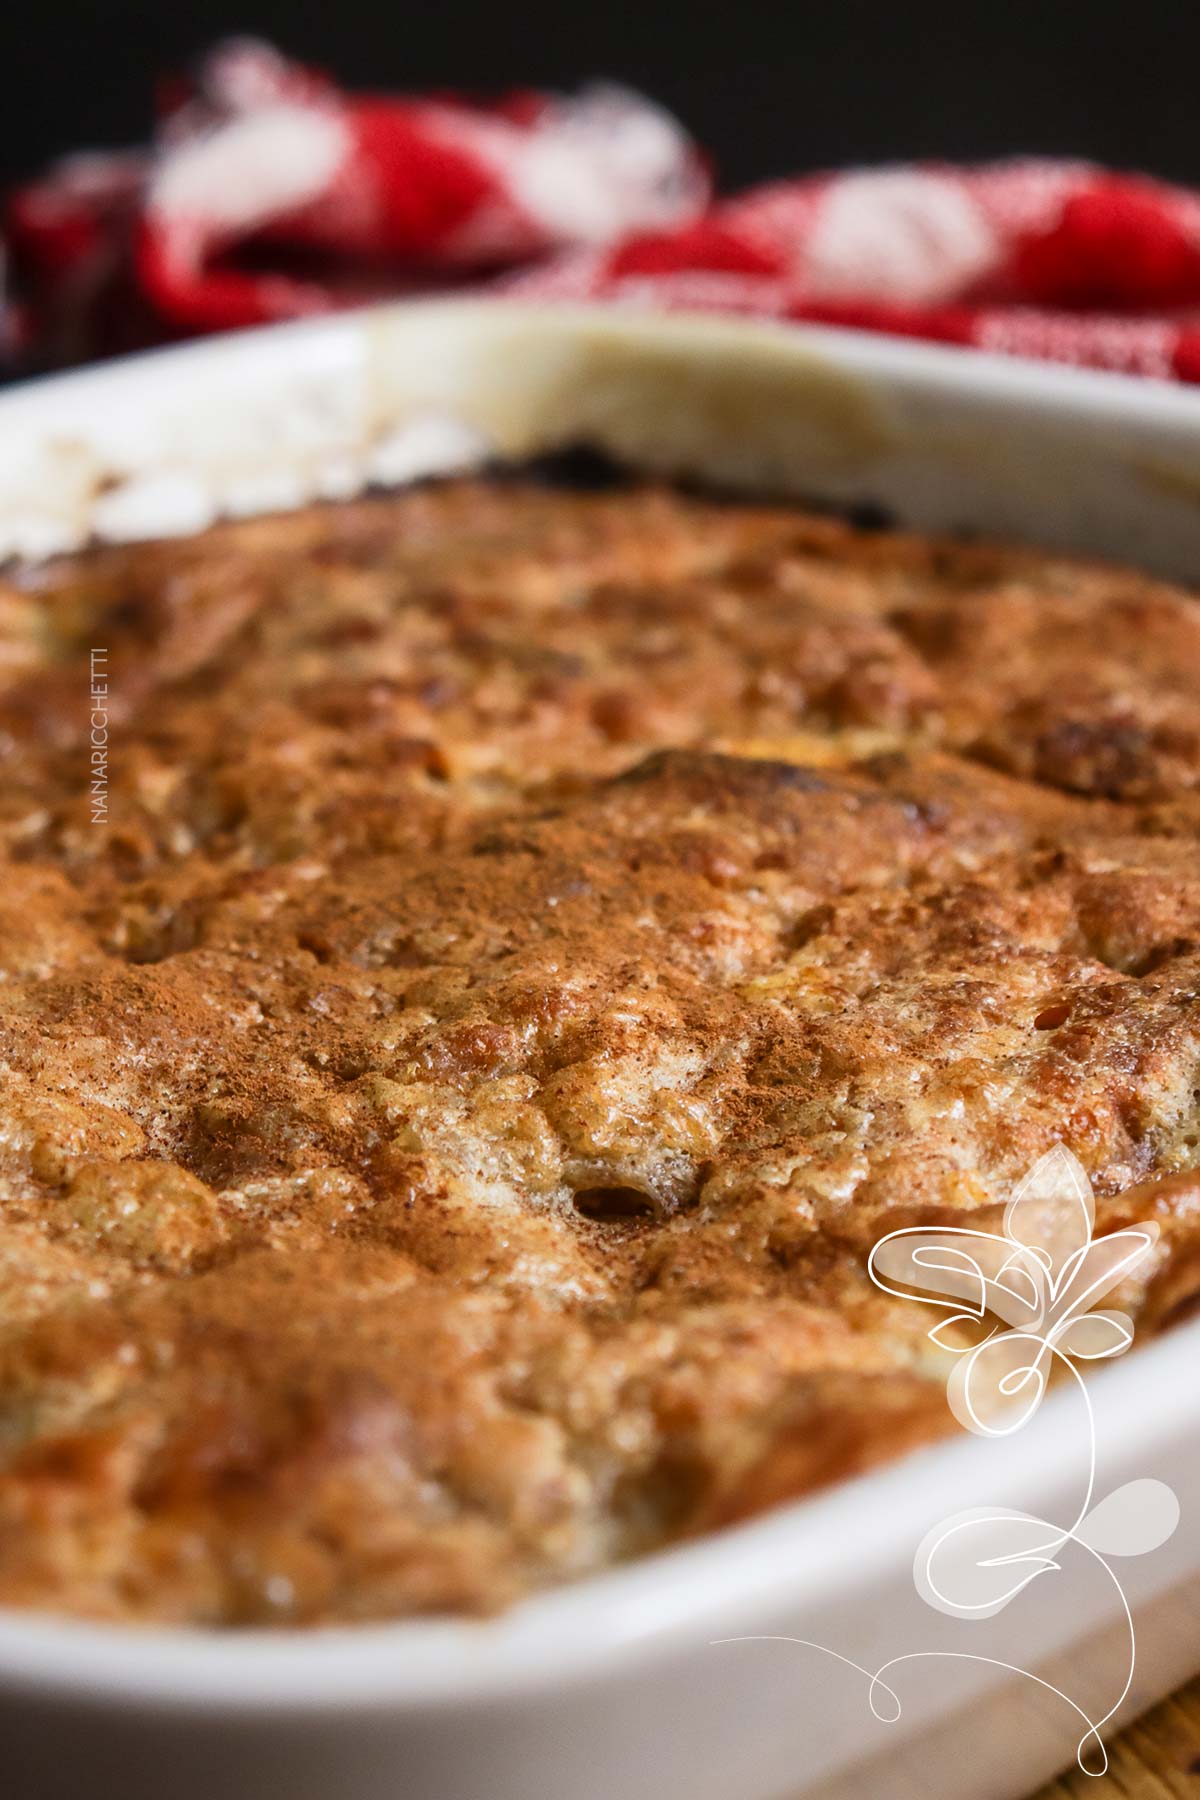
[[0, 0, 1196, 191]]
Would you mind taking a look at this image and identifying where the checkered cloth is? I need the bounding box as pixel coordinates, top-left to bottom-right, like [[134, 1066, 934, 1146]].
[[9, 37, 1200, 381]]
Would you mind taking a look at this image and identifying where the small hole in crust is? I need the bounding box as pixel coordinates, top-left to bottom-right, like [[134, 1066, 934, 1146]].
[[572, 1185, 658, 1223], [1034, 1003, 1072, 1030]]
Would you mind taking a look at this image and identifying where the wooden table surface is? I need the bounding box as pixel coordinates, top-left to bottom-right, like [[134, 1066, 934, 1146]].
[[1033, 1677, 1200, 1797]]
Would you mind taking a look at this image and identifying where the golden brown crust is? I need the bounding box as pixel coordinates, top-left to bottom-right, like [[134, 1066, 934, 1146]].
[[0, 480, 1199, 1625]]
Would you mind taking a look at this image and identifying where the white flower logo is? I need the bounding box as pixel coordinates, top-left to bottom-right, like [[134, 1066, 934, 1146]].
[[869, 1145, 1158, 1436], [717, 1145, 1178, 1778]]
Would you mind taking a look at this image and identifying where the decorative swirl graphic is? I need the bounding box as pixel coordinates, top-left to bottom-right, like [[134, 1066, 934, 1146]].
[[869, 1144, 1157, 1440], [717, 1147, 1178, 1778]]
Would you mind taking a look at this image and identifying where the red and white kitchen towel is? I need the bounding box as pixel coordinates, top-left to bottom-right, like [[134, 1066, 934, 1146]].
[[8, 35, 1200, 381]]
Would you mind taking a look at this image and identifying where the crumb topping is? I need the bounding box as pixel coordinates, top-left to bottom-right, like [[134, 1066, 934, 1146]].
[[0, 480, 1197, 1624]]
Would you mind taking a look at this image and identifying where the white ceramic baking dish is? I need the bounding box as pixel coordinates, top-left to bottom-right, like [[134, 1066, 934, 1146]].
[[1, 303, 1199, 1800]]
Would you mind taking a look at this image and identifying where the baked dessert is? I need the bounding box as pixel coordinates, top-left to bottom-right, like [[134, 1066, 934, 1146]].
[[0, 475, 1198, 1627]]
